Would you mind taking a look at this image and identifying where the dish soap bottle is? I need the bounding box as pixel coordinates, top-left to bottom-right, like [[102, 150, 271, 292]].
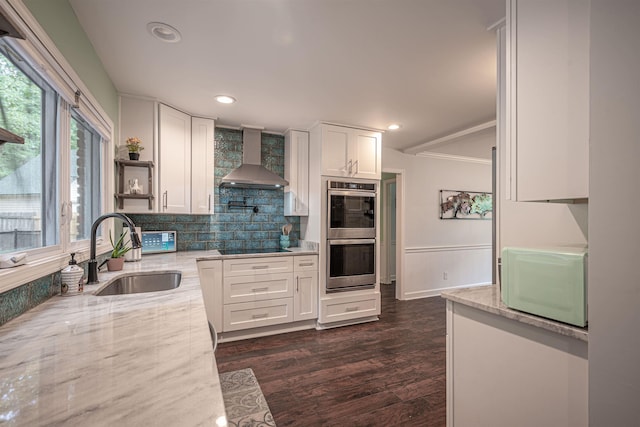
[[61, 253, 84, 296]]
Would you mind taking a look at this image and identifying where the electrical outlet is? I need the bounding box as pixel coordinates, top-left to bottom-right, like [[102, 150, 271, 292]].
[[443, 272, 448, 280]]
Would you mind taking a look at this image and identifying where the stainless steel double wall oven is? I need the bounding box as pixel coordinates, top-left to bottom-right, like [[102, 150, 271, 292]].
[[326, 180, 377, 292]]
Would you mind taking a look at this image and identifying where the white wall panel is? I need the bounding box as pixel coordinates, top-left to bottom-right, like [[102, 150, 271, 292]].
[[403, 245, 491, 299]]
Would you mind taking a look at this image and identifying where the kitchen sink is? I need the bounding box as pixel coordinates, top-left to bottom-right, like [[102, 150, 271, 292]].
[[95, 271, 182, 296]]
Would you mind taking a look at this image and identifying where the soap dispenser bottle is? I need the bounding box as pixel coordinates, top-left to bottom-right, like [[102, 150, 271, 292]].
[[61, 252, 84, 296]]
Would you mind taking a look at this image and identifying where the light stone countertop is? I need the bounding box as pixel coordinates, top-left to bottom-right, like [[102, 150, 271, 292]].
[[441, 285, 588, 342], [194, 247, 317, 261], [0, 251, 227, 426]]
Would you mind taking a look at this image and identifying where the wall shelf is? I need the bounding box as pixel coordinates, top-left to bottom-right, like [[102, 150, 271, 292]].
[[115, 159, 155, 210]]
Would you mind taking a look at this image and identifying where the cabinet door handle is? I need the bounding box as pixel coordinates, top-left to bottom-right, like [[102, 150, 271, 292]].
[[252, 287, 269, 292], [162, 191, 168, 210], [299, 262, 313, 267], [353, 160, 359, 175], [347, 159, 353, 175], [252, 313, 268, 319], [252, 265, 269, 270], [296, 276, 299, 293], [345, 306, 359, 312], [208, 194, 212, 212]]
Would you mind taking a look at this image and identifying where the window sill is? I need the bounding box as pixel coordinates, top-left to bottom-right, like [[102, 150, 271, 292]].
[[0, 243, 110, 294]]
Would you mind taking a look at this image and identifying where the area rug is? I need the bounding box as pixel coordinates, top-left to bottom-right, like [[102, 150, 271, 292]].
[[219, 368, 276, 427]]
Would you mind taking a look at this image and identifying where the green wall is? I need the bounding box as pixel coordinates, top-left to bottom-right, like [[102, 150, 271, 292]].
[[23, 0, 118, 130]]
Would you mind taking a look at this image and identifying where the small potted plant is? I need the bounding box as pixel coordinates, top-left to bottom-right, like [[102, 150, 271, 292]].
[[125, 137, 144, 160], [106, 231, 131, 271]]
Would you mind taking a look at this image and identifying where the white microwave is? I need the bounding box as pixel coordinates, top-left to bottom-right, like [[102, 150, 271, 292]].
[[501, 246, 587, 327]]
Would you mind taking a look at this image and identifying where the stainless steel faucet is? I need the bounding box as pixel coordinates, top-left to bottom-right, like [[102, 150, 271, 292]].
[[87, 213, 142, 284]]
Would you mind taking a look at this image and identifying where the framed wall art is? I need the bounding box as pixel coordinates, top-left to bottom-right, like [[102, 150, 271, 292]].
[[440, 190, 492, 220]]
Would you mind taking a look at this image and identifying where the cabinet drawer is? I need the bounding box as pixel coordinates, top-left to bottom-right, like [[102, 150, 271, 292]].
[[294, 255, 318, 271], [223, 273, 293, 304], [321, 294, 380, 323], [223, 257, 293, 277], [223, 298, 294, 332]]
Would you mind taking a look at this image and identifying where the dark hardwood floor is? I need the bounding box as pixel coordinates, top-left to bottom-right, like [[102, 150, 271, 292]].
[[215, 284, 447, 426]]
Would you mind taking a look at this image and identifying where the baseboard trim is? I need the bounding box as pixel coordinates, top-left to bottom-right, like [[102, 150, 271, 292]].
[[316, 316, 379, 330], [217, 319, 317, 343], [405, 244, 491, 254], [402, 282, 491, 300]]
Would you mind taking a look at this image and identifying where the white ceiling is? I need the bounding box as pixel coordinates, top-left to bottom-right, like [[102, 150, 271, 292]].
[[69, 0, 505, 151]]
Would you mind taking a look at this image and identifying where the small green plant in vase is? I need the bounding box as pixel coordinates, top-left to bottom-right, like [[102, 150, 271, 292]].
[[125, 137, 144, 160], [106, 231, 131, 271]]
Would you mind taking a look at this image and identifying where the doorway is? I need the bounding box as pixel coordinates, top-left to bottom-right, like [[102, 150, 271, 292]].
[[380, 169, 403, 300]]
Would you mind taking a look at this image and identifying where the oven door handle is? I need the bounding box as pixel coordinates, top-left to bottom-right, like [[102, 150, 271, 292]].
[[327, 238, 376, 246], [328, 189, 376, 198]]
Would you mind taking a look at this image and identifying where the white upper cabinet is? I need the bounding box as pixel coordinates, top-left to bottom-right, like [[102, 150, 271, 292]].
[[284, 129, 309, 216], [119, 97, 215, 214], [351, 129, 382, 179], [506, 0, 589, 202], [159, 104, 192, 213], [319, 124, 381, 179], [191, 117, 215, 214]]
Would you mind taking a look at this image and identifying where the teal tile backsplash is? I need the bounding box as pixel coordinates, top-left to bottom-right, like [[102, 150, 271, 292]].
[[128, 128, 300, 251]]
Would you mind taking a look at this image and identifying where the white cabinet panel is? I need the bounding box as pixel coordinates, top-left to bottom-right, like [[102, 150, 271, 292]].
[[191, 117, 215, 214], [321, 125, 351, 177], [196, 259, 223, 332], [320, 293, 379, 323], [159, 104, 191, 213], [318, 124, 381, 179], [294, 255, 318, 271], [446, 301, 587, 426], [293, 255, 318, 321], [294, 270, 318, 321], [507, 0, 589, 201], [223, 257, 293, 277], [284, 130, 310, 216], [223, 273, 294, 304], [352, 130, 381, 179], [223, 298, 294, 332]]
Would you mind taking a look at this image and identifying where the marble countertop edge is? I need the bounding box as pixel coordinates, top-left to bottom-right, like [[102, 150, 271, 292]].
[[195, 247, 318, 261], [441, 285, 588, 342]]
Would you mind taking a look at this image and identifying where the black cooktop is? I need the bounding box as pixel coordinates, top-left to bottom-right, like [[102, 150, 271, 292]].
[[218, 248, 290, 255]]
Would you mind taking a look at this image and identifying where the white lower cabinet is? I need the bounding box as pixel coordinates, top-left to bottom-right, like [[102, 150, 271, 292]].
[[320, 292, 380, 324], [294, 255, 318, 321], [223, 273, 294, 304], [196, 259, 223, 333], [223, 298, 294, 332], [446, 300, 587, 427], [216, 255, 318, 334]]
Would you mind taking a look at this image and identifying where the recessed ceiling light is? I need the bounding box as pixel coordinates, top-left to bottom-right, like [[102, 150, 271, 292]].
[[215, 95, 236, 104], [388, 124, 401, 130], [147, 22, 182, 43]]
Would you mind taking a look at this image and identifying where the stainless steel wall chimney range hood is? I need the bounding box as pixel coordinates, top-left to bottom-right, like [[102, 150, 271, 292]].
[[219, 127, 289, 190]]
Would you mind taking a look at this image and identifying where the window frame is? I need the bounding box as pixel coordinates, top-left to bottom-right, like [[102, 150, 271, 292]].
[[0, 0, 115, 293]]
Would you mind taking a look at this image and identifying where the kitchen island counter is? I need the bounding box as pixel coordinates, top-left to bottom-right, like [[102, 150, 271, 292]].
[[442, 284, 588, 426], [441, 284, 588, 341], [0, 251, 226, 426]]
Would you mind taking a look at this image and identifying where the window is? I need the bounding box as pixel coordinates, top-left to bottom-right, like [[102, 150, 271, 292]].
[[0, 45, 58, 254], [70, 112, 102, 242], [0, 5, 114, 293]]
